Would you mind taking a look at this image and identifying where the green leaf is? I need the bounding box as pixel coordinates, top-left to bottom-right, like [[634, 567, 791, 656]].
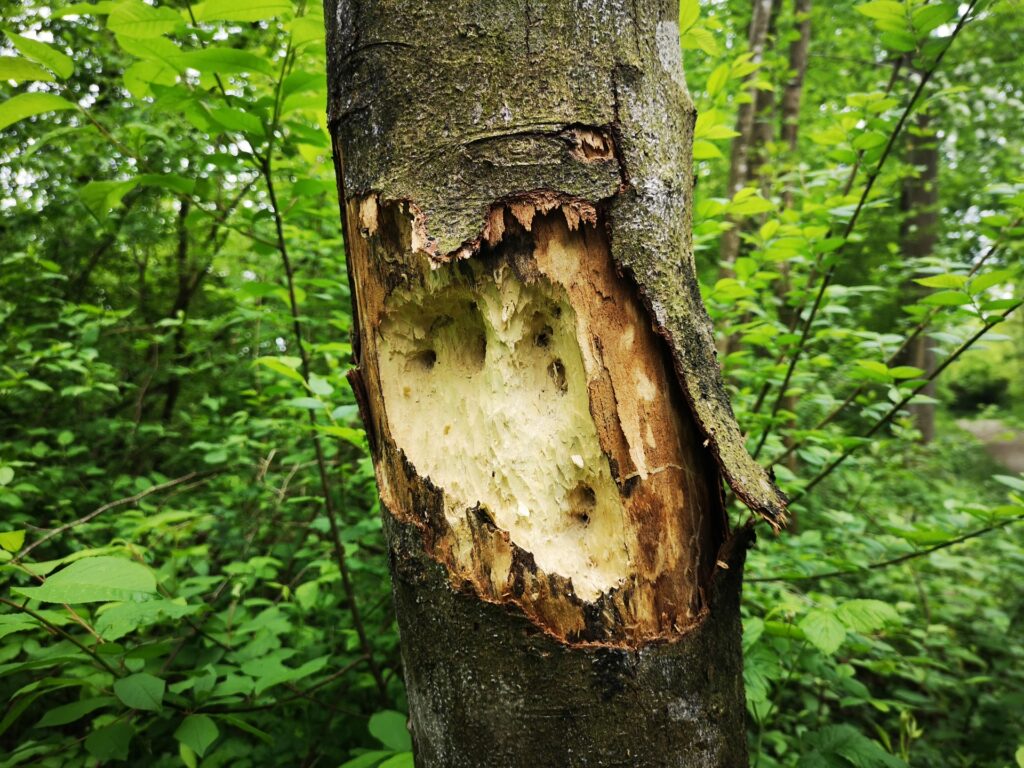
[[836, 599, 899, 633], [174, 714, 220, 757], [888, 366, 924, 379], [679, 0, 699, 33], [730, 195, 773, 216], [208, 106, 266, 138], [0, 615, 40, 640], [799, 609, 846, 654], [801, 725, 907, 768], [914, 273, 968, 289], [192, 0, 292, 22], [136, 173, 195, 195], [221, 714, 273, 745], [317, 424, 366, 448], [107, 0, 183, 38], [240, 655, 329, 695], [855, 1, 906, 21], [0, 56, 56, 83], [0, 529, 25, 552], [284, 397, 326, 410], [0, 466, 13, 486], [369, 711, 412, 752], [5, 32, 75, 78], [706, 63, 730, 97], [37, 696, 116, 727], [379, 754, 414, 768], [254, 356, 305, 383], [0, 93, 77, 131], [1015, 745, 1024, 768], [994, 475, 1024, 493], [95, 599, 195, 641], [880, 29, 917, 52], [178, 48, 275, 77], [694, 109, 732, 140], [113, 672, 165, 712], [852, 130, 887, 151], [692, 140, 723, 160], [919, 290, 971, 306], [12, 555, 157, 603], [912, 3, 957, 35], [971, 269, 1014, 294], [85, 722, 134, 761], [80, 179, 139, 217], [123, 59, 178, 97], [287, 15, 325, 47], [681, 25, 719, 55]]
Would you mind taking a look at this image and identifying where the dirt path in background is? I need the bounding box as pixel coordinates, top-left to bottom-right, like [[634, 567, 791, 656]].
[[957, 418, 1024, 474]]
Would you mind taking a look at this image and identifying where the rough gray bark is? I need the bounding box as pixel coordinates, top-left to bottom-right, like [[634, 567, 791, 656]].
[[325, 2, 786, 765]]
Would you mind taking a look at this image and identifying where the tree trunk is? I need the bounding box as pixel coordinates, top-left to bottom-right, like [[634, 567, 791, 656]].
[[778, 0, 813, 487], [325, 2, 787, 765], [899, 111, 939, 443], [780, 0, 811, 210], [718, 0, 776, 278]]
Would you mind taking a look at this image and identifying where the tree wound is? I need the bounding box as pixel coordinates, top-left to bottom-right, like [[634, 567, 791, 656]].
[[347, 197, 724, 645]]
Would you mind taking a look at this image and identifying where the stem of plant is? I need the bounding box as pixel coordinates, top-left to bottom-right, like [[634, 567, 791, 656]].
[[790, 298, 1022, 501], [768, 218, 1017, 468], [747, 2, 978, 435]]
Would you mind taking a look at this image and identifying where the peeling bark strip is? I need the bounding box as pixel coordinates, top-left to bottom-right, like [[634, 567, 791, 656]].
[[326, 1, 786, 764]]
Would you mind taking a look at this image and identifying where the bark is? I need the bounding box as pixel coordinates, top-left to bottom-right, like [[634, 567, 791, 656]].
[[718, 0, 776, 277], [753, 2, 780, 196], [325, 2, 787, 765], [899, 112, 939, 442], [778, 0, 812, 486], [780, 0, 811, 209]]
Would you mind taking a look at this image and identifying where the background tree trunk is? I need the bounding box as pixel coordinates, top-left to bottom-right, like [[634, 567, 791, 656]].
[[899, 111, 939, 443], [326, 2, 786, 765], [778, 0, 813, 487], [780, 0, 812, 210], [718, 0, 776, 279]]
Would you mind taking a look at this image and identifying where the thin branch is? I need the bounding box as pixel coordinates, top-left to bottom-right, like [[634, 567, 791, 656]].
[[746, 53, 907, 416], [201, 655, 370, 714], [747, 4, 977, 427], [790, 299, 1022, 502], [0, 596, 119, 677], [257, 14, 388, 700], [15, 471, 218, 563], [749, 514, 1024, 583], [769, 219, 1019, 467]]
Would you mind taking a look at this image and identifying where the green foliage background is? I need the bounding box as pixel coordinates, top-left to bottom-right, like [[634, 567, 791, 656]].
[[0, 0, 1022, 766]]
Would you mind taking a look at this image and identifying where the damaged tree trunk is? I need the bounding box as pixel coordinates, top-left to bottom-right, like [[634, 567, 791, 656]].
[[326, 2, 787, 766]]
